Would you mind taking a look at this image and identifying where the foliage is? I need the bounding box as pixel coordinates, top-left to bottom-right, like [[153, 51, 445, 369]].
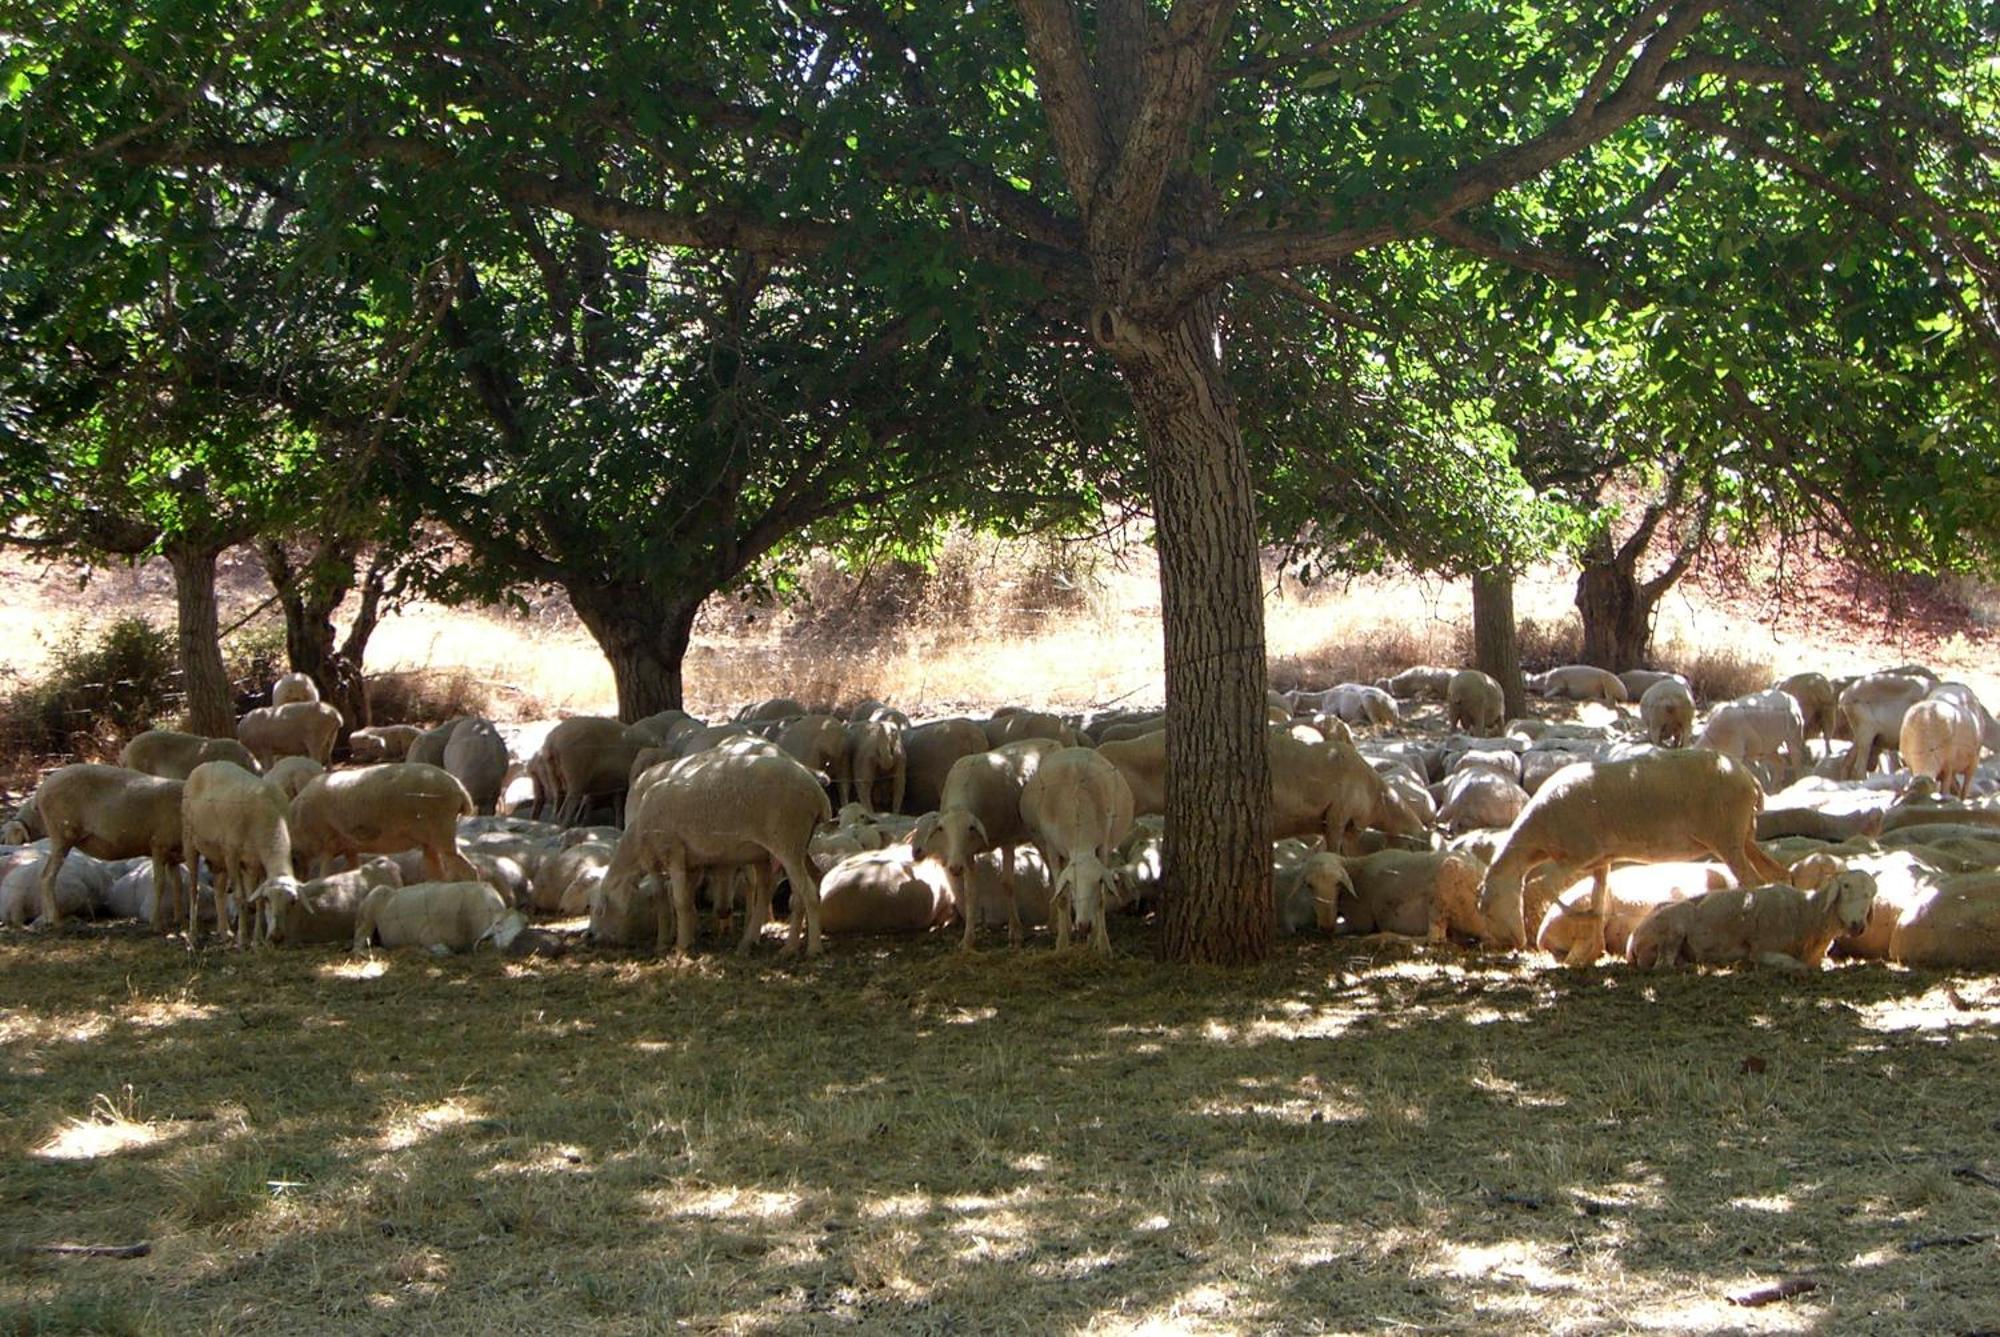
[[0, 616, 179, 763], [221, 621, 288, 706]]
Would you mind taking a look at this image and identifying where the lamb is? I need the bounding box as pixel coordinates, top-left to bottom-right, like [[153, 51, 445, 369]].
[[256, 858, 402, 946], [1694, 689, 1809, 789], [1018, 747, 1136, 952], [1446, 670, 1505, 735], [1899, 697, 1981, 798], [1477, 749, 1788, 964], [261, 756, 324, 804], [1626, 871, 1878, 969], [913, 738, 1062, 949], [118, 729, 261, 780], [29, 764, 188, 932], [1376, 666, 1456, 700], [1839, 673, 1930, 778], [1336, 848, 1487, 942], [1640, 678, 1696, 749], [181, 760, 295, 948], [810, 848, 957, 936], [352, 880, 525, 953], [1776, 672, 1839, 747], [605, 743, 832, 955], [1527, 665, 1629, 704], [271, 671, 320, 707], [1534, 862, 1728, 960], [1272, 838, 1352, 935], [288, 763, 479, 882], [236, 700, 343, 768], [1, 849, 113, 927], [442, 718, 511, 816], [348, 724, 422, 763]]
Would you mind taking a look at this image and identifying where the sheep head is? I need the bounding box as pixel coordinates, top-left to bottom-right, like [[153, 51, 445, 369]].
[[1301, 854, 1353, 932], [1058, 851, 1117, 950], [1477, 869, 1530, 949], [912, 809, 987, 877], [1824, 870, 1879, 936]]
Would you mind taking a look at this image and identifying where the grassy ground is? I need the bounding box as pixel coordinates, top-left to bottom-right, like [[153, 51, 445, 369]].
[[4, 923, 1999, 1334]]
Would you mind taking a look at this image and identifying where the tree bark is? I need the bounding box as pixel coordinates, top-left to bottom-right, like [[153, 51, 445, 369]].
[[1575, 539, 1654, 672], [1471, 568, 1526, 721], [166, 543, 234, 737], [1110, 313, 1273, 966], [569, 587, 703, 720]]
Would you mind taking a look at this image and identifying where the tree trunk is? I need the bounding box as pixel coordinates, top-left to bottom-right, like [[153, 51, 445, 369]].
[[261, 537, 375, 740], [570, 588, 703, 720], [1471, 569, 1526, 721], [166, 543, 234, 737], [1575, 549, 1654, 671], [1110, 314, 1273, 966]]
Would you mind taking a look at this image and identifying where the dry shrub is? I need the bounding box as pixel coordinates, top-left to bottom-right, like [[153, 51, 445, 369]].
[[1269, 622, 1458, 693], [0, 616, 179, 772], [1669, 641, 1775, 704], [366, 667, 500, 725], [1509, 614, 1585, 672]]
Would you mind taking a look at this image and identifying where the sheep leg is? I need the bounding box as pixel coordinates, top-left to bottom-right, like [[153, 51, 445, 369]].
[[1755, 950, 1808, 971], [1051, 865, 1073, 951], [662, 847, 697, 956], [1560, 867, 1610, 967], [1003, 846, 1023, 948], [957, 864, 980, 952], [736, 865, 770, 954], [777, 846, 822, 958], [149, 851, 176, 937], [1720, 836, 1789, 887], [36, 834, 74, 930]]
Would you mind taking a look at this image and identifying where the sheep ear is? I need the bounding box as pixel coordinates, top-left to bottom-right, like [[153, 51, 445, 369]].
[[1302, 834, 1326, 854], [911, 813, 939, 854], [969, 814, 988, 843]]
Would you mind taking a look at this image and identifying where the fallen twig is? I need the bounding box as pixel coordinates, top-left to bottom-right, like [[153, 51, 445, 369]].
[[1952, 1165, 2000, 1191], [1727, 1275, 1819, 1307], [1904, 1231, 1996, 1253], [24, 1241, 152, 1260]]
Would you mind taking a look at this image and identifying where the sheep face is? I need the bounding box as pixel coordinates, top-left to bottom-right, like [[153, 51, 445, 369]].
[[1301, 856, 1353, 932], [1058, 852, 1117, 949], [1476, 870, 1530, 949], [913, 809, 988, 879], [1827, 870, 1878, 937], [257, 877, 304, 944]]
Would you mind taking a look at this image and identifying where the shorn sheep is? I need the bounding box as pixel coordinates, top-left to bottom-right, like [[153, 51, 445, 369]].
[[288, 763, 479, 882], [1018, 746, 1136, 953], [1446, 670, 1505, 735], [30, 764, 188, 932], [1626, 871, 1878, 969], [1478, 750, 1788, 965], [181, 760, 294, 948], [913, 738, 1062, 950], [1899, 697, 1980, 798]]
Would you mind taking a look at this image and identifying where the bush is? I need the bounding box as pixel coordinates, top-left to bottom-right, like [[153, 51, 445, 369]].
[[223, 621, 289, 708], [365, 667, 496, 726], [0, 616, 181, 766]]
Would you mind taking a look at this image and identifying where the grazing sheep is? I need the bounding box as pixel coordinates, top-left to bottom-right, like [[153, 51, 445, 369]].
[[348, 724, 422, 764], [257, 858, 402, 946], [442, 718, 511, 816], [1695, 689, 1809, 789], [1338, 848, 1487, 942], [271, 671, 320, 707], [1534, 862, 1728, 960], [261, 756, 325, 804], [606, 743, 832, 956], [1839, 673, 1930, 778], [1926, 682, 2000, 752], [30, 764, 188, 932], [1775, 672, 1839, 747], [352, 880, 524, 953], [289, 763, 479, 882], [841, 716, 907, 815], [1018, 747, 1136, 953], [1272, 838, 1352, 935], [1446, 670, 1505, 736], [1620, 669, 1691, 701], [237, 700, 343, 768], [1900, 698, 1981, 798], [1640, 678, 1696, 749], [182, 760, 295, 948], [1885, 872, 2000, 967], [1436, 769, 1531, 833], [1478, 750, 1787, 964], [900, 719, 991, 815], [1377, 666, 1456, 700], [532, 716, 653, 824], [1, 849, 113, 927], [1626, 871, 1878, 969], [1528, 665, 1629, 704], [914, 738, 1062, 950], [811, 849, 957, 936], [1270, 732, 1427, 853], [118, 730, 261, 781]]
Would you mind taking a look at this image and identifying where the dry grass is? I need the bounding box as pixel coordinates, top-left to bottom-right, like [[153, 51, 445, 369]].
[[3, 924, 1998, 1333]]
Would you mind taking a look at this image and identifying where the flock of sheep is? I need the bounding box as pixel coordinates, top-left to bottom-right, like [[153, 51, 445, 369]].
[[3, 659, 2000, 973]]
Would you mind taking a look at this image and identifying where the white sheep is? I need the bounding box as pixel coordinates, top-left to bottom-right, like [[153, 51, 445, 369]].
[[257, 858, 402, 946], [1926, 681, 2000, 752], [1534, 862, 1728, 960], [1620, 669, 1690, 701], [528, 840, 615, 914], [530, 716, 654, 824], [1839, 673, 1930, 778], [1477, 750, 1788, 964], [118, 729, 261, 780], [1527, 665, 1629, 704], [1640, 678, 1696, 749], [271, 671, 321, 707], [261, 755, 325, 804], [30, 764, 189, 932], [352, 880, 525, 953], [901, 718, 992, 815], [1376, 666, 1456, 700], [182, 760, 295, 948], [442, 718, 511, 816], [288, 763, 479, 882], [1900, 697, 1981, 798], [1695, 688, 1809, 789], [1626, 871, 1878, 969], [984, 708, 1078, 749], [841, 715, 907, 815], [1336, 848, 1487, 942], [1885, 872, 2000, 967], [810, 848, 957, 936], [236, 700, 342, 768], [1, 849, 113, 927], [1018, 747, 1136, 953], [1272, 838, 1352, 935], [1775, 672, 1839, 746], [348, 724, 421, 763], [914, 738, 1062, 950], [1271, 732, 1428, 853], [1446, 670, 1505, 735], [1436, 768, 1531, 833]]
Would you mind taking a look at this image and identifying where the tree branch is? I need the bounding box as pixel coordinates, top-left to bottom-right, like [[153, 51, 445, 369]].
[[1225, 0, 1426, 82], [1013, 0, 1114, 217]]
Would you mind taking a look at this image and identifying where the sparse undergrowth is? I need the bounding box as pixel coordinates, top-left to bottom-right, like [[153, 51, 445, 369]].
[[1, 926, 1997, 1334]]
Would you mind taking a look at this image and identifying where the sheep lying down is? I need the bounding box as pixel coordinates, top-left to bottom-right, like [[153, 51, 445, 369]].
[[353, 881, 527, 954], [1535, 862, 1730, 960], [1627, 872, 1877, 970]]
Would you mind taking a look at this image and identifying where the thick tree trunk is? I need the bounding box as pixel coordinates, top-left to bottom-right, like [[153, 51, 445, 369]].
[[260, 538, 374, 740], [1575, 553, 1654, 672], [1471, 569, 1526, 721], [1111, 314, 1273, 966], [570, 588, 703, 720], [166, 543, 234, 737]]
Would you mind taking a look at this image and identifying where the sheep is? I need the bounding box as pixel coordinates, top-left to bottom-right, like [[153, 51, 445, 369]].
[[1839, 673, 1930, 778], [29, 764, 188, 932], [352, 880, 525, 953], [1527, 665, 1629, 704], [288, 763, 479, 882], [772, 713, 849, 788], [236, 700, 343, 768], [261, 756, 324, 804], [1885, 872, 2000, 967], [965, 845, 1055, 931], [841, 716, 907, 815], [1336, 848, 1488, 942], [1436, 769, 1530, 833], [1301, 684, 1399, 727], [1626, 871, 1878, 970], [1640, 678, 1696, 749], [1093, 716, 1166, 745], [1446, 670, 1505, 735], [181, 760, 295, 948], [1096, 730, 1167, 817], [736, 696, 806, 722], [532, 716, 653, 824], [901, 719, 991, 815], [1520, 747, 1591, 795], [984, 709, 1077, 749], [1477, 749, 1788, 964], [1, 849, 113, 927], [914, 738, 1062, 950], [442, 718, 511, 816], [1620, 669, 1690, 701], [1774, 672, 1838, 747], [605, 743, 832, 956], [118, 729, 261, 780], [630, 709, 704, 748], [100, 857, 213, 926], [810, 848, 957, 936], [1900, 697, 1981, 798], [383, 847, 530, 909], [0, 795, 43, 846], [405, 718, 465, 768], [1694, 689, 1809, 789], [1270, 731, 1427, 853], [348, 724, 422, 763], [1927, 681, 2000, 752], [256, 858, 402, 946], [1272, 838, 1352, 935], [528, 841, 614, 915], [1018, 747, 1136, 953], [1377, 666, 1456, 700], [1534, 862, 1728, 960], [271, 671, 320, 707]]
